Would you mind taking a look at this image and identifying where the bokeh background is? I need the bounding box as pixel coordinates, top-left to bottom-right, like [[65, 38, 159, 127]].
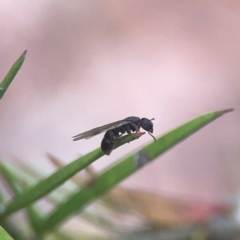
[[1, 0, 240, 233]]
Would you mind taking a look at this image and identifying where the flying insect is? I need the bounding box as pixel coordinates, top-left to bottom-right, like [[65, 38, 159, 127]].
[[72, 116, 155, 155]]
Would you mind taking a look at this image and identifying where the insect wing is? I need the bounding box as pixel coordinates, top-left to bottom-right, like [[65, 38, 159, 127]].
[[72, 120, 130, 141]]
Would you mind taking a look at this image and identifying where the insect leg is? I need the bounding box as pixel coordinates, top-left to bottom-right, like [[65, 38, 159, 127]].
[[125, 124, 132, 134], [112, 128, 124, 140], [117, 132, 124, 138], [129, 122, 139, 132]]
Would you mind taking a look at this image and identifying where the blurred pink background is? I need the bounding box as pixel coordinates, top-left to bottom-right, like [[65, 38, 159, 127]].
[[0, 0, 240, 203]]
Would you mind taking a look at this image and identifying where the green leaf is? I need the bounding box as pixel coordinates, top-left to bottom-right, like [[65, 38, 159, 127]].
[[0, 163, 22, 196], [1, 133, 143, 217], [0, 163, 44, 234], [0, 50, 27, 100], [25, 205, 43, 234], [37, 109, 233, 233], [0, 226, 13, 240], [1, 161, 116, 232], [0, 189, 4, 204]]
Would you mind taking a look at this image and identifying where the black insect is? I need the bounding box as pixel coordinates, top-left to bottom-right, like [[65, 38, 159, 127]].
[[72, 117, 156, 155]]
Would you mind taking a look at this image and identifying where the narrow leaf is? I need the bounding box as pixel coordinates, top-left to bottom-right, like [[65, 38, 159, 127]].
[[25, 205, 43, 234], [2, 133, 144, 217], [38, 109, 233, 233], [0, 226, 13, 240], [0, 189, 3, 202], [0, 50, 27, 99], [0, 163, 22, 195], [0, 162, 44, 236]]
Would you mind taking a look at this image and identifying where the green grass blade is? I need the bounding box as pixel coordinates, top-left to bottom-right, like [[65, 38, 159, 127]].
[[25, 205, 43, 234], [0, 188, 4, 204], [0, 163, 22, 196], [0, 163, 44, 234], [2, 161, 115, 232], [0, 190, 4, 214], [38, 109, 233, 233], [2, 133, 143, 217], [0, 226, 13, 240], [2, 170, 77, 239], [0, 50, 27, 100]]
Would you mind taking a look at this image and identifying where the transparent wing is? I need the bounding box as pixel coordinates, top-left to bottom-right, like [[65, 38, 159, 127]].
[[72, 120, 130, 141]]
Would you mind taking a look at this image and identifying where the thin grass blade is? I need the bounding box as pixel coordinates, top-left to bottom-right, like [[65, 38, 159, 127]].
[[0, 50, 27, 99], [0, 162, 44, 234], [0, 226, 13, 240], [37, 109, 233, 233], [2, 132, 143, 217], [0, 163, 22, 196]]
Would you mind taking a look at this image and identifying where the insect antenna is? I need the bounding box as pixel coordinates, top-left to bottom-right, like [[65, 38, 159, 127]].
[[148, 131, 156, 142]]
